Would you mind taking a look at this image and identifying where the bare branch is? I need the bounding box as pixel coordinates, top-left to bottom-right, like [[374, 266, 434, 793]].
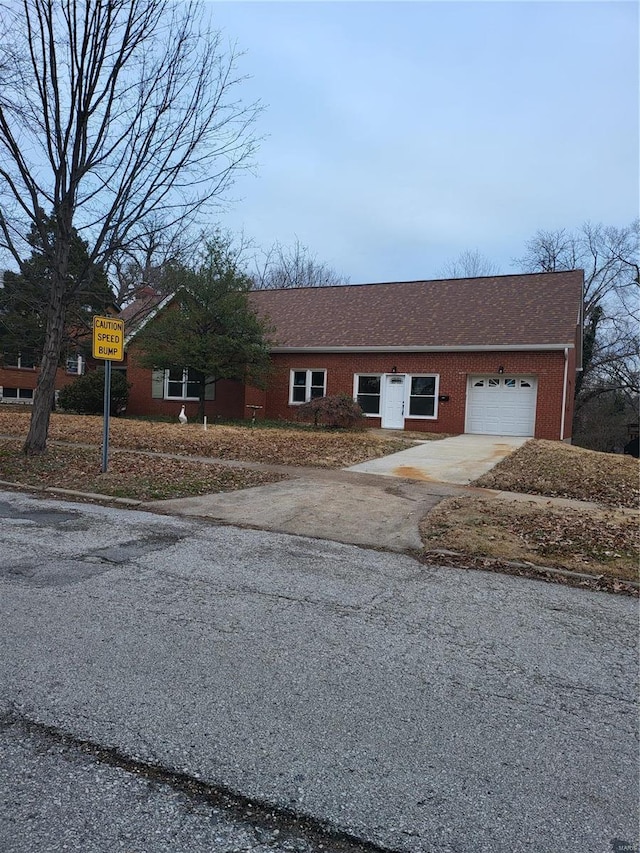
[[437, 249, 500, 279], [514, 221, 640, 409], [251, 238, 348, 289], [0, 0, 260, 452]]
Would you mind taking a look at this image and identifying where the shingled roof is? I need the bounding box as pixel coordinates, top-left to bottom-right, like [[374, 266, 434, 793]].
[[120, 286, 172, 342], [249, 270, 583, 351]]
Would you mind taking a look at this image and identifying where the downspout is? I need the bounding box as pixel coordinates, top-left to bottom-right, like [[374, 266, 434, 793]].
[[560, 347, 569, 441]]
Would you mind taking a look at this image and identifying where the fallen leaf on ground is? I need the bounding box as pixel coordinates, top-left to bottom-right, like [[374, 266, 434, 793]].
[[421, 495, 639, 582], [0, 411, 413, 468], [474, 439, 639, 508]]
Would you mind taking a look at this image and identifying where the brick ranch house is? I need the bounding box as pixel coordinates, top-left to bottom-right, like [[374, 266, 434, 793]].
[[0, 337, 97, 406], [122, 270, 584, 441]]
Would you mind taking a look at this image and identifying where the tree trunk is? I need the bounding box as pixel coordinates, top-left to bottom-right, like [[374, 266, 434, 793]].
[[23, 285, 67, 455], [574, 305, 603, 402]]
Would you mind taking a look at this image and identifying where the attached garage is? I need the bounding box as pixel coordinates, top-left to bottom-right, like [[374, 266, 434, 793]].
[[465, 376, 537, 437]]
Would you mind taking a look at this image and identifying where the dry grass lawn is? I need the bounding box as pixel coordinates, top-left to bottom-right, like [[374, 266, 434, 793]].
[[474, 439, 639, 508], [421, 495, 639, 583], [0, 438, 285, 501], [0, 410, 413, 500], [424, 440, 639, 589], [0, 411, 412, 469]]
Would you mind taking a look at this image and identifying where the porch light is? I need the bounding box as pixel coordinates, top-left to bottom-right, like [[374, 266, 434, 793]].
[[498, 366, 505, 374]]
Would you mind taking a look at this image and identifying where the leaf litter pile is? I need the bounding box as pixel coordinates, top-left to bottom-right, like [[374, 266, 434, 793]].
[[0, 412, 411, 468], [0, 439, 284, 501], [420, 497, 640, 594], [426, 439, 638, 589], [474, 439, 639, 509], [0, 411, 412, 500]]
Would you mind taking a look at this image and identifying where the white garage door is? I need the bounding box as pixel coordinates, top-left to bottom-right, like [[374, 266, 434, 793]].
[[465, 376, 537, 436]]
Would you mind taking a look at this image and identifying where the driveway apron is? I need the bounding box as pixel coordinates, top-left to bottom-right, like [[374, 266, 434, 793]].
[[144, 435, 525, 550]]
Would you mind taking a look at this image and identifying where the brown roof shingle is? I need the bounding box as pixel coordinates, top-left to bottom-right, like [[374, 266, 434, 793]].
[[120, 287, 170, 339], [248, 271, 583, 350]]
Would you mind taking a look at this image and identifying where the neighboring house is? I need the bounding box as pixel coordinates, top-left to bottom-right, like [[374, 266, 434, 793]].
[[0, 346, 90, 406], [123, 271, 584, 440], [0, 296, 117, 407], [0, 283, 186, 412]]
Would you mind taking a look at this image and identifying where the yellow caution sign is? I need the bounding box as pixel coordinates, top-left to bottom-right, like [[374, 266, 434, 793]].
[[93, 316, 124, 361]]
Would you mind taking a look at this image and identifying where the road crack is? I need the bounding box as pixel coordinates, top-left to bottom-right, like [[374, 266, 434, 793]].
[[0, 708, 406, 853]]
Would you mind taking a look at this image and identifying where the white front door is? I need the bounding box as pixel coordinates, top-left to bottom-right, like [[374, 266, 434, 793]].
[[382, 374, 406, 428]]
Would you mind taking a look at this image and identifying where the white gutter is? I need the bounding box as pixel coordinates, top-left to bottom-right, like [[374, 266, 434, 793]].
[[560, 347, 569, 440], [269, 343, 574, 354]]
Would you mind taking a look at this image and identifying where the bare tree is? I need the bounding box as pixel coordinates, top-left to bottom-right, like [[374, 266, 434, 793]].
[[572, 389, 638, 453], [110, 215, 203, 308], [514, 221, 639, 405], [252, 239, 348, 289], [438, 249, 500, 279], [0, 0, 260, 453], [515, 222, 639, 318]]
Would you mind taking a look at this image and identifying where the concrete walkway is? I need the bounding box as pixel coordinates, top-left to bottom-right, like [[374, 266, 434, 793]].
[[347, 433, 528, 484], [144, 435, 526, 551]]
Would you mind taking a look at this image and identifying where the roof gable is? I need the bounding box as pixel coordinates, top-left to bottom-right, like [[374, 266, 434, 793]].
[[120, 287, 174, 343], [249, 271, 584, 351]]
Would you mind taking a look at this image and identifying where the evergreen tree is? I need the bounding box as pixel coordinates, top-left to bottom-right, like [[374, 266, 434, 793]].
[[136, 236, 272, 422], [0, 219, 113, 365]]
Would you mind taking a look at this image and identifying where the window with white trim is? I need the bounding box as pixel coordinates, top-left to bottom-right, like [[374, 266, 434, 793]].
[[165, 367, 201, 400], [3, 351, 36, 369], [0, 386, 34, 402], [289, 369, 326, 404], [66, 354, 85, 375], [151, 368, 215, 401], [354, 374, 382, 415], [408, 375, 437, 417]]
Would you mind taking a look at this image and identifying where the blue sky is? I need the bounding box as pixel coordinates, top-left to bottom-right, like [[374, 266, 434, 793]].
[[205, 1, 639, 283]]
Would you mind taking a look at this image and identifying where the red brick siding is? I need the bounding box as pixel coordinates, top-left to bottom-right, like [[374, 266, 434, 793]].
[[264, 350, 572, 440], [124, 348, 250, 421], [0, 364, 93, 398], [244, 385, 268, 421], [118, 346, 574, 439]]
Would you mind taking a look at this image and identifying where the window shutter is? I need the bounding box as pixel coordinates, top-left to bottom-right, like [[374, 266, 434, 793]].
[[204, 377, 215, 401], [151, 369, 164, 399]]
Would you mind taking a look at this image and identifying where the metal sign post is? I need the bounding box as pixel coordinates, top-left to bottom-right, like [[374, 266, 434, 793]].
[[101, 359, 112, 473], [92, 316, 125, 474]]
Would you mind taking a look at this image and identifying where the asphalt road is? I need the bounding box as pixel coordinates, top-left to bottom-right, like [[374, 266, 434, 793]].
[[1, 712, 352, 853], [0, 490, 638, 853]]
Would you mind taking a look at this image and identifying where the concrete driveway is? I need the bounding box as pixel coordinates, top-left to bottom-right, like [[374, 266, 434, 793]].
[[347, 433, 528, 484], [145, 434, 526, 551]]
